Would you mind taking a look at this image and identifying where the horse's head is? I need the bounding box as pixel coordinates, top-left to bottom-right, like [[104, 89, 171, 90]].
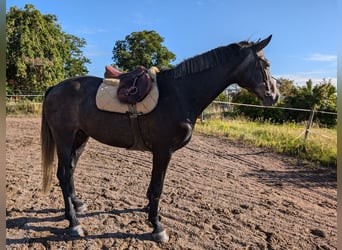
[[235, 35, 279, 106]]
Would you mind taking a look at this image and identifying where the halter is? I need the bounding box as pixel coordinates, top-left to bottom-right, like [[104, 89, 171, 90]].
[[257, 57, 272, 97]]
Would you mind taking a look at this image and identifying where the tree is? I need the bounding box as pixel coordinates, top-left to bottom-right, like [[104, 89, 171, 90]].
[[311, 79, 337, 127], [282, 79, 336, 125], [277, 77, 295, 98], [231, 88, 265, 120], [112, 30, 176, 71], [231, 78, 336, 126], [63, 34, 91, 77], [6, 4, 90, 94]]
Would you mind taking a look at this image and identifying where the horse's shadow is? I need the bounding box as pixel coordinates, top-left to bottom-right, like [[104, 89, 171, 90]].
[[6, 206, 153, 245]]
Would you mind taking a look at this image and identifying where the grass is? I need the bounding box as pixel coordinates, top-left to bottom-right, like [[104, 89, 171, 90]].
[[195, 118, 337, 168], [6, 101, 42, 115]]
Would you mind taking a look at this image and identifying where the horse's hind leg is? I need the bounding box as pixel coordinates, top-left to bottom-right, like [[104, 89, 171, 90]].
[[55, 131, 87, 237], [70, 130, 89, 213]]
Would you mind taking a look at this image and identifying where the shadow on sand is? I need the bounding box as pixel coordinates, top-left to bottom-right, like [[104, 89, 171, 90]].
[[6, 206, 153, 246]]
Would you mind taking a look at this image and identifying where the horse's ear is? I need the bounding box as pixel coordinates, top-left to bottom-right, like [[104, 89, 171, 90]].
[[253, 35, 272, 52]]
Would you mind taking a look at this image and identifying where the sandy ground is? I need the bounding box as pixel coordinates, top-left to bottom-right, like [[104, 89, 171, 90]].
[[6, 116, 336, 249]]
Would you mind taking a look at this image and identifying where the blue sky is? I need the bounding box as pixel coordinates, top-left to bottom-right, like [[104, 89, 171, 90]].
[[6, 0, 337, 86]]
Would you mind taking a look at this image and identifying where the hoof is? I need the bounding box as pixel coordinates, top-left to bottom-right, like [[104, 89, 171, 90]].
[[152, 230, 169, 243], [69, 225, 85, 237], [76, 204, 87, 213]]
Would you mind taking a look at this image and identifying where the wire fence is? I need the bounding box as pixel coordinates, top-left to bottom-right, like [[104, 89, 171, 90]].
[[209, 101, 337, 115], [202, 101, 337, 142], [6, 95, 337, 142], [6, 94, 44, 102], [5, 95, 337, 114]]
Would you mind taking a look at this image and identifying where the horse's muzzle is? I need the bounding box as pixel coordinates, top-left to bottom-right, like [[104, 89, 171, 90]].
[[262, 90, 280, 106]]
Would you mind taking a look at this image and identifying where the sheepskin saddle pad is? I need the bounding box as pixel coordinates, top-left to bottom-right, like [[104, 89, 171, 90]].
[[96, 66, 159, 114]]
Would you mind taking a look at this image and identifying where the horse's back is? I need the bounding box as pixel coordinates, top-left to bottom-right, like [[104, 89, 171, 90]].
[[43, 76, 103, 128], [47, 76, 102, 97]]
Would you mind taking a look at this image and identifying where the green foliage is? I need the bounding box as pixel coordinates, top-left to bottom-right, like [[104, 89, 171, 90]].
[[277, 77, 295, 96], [215, 92, 229, 102], [231, 78, 336, 127], [6, 4, 90, 95], [63, 34, 91, 77], [283, 79, 336, 126], [112, 30, 176, 70], [231, 88, 264, 120]]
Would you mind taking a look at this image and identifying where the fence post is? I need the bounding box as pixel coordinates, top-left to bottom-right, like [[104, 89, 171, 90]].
[[304, 109, 315, 142]]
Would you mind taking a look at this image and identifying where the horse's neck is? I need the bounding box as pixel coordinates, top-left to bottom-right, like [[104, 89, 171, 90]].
[[177, 65, 238, 119]]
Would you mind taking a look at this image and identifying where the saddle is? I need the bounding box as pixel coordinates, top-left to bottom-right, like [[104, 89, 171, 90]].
[[104, 66, 153, 104]]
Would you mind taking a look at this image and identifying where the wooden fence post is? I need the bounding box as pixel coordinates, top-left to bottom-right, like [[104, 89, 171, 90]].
[[304, 109, 315, 142]]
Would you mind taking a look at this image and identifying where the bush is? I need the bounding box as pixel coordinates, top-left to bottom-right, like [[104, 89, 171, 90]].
[[6, 101, 42, 115], [230, 79, 337, 128]]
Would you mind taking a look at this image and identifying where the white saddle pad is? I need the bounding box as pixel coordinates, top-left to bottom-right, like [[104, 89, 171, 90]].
[[96, 76, 159, 114]]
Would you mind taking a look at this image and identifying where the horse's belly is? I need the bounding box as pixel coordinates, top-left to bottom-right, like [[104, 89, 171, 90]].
[[82, 115, 135, 149]]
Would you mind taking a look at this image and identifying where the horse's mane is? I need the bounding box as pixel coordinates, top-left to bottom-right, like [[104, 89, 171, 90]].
[[161, 40, 254, 79]]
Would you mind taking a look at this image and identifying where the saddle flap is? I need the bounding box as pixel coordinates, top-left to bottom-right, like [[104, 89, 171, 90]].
[[117, 66, 153, 104]]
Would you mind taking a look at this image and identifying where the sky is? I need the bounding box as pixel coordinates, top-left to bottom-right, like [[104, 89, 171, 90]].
[[6, 0, 337, 86]]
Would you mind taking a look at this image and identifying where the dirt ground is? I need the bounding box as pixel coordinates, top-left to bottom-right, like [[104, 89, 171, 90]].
[[6, 116, 336, 249]]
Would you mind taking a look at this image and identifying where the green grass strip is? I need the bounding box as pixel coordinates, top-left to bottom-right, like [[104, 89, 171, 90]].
[[195, 119, 336, 168]]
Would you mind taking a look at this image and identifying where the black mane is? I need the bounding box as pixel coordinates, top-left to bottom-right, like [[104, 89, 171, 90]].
[[161, 40, 254, 79]]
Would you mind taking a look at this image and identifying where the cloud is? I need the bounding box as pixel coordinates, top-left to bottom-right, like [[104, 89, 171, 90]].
[[131, 13, 151, 26], [83, 44, 107, 57], [75, 27, 107, 35], [131, 11, 162, 26], [274, 73, 337, 86], [305, 53, 337, 62], [85, 50, 107, 57]]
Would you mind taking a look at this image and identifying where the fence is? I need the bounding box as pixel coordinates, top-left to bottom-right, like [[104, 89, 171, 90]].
[[203, 101, 337, 116], [6, 95, 44, 114], [201, 101, 337, 142], [6, 95, 337, 142], [6, 94, 44, 102]]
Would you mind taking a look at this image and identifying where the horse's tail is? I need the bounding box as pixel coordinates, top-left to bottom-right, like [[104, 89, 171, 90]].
[[41, 87, 55, 194]]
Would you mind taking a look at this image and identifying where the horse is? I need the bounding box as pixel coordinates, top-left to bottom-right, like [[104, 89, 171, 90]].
[[41, 35, 279, 243]]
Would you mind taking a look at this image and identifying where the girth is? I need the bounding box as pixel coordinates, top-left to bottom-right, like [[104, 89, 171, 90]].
[[127, 109, 150, 151]]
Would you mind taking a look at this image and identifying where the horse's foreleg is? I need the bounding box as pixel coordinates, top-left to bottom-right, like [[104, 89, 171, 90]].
[[147, 151, 172, 243]]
